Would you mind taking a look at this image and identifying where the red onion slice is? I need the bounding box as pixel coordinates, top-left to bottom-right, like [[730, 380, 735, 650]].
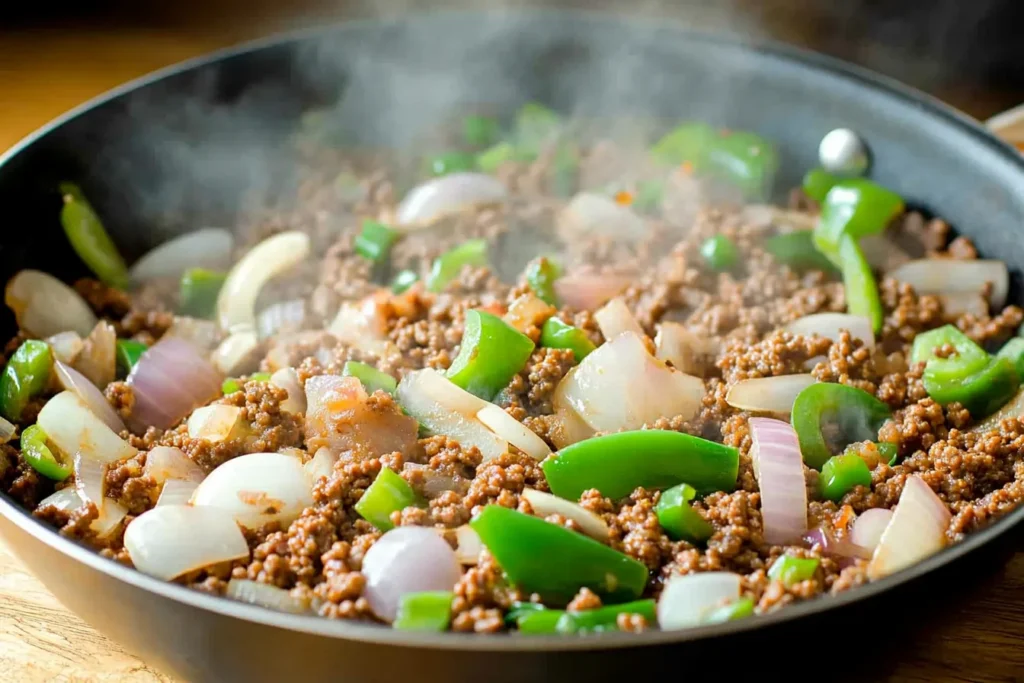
[[5, 269, 97, 338], [396, 172, 507, 227], [594, 297, 645, 342], [127, 337, 222, 432], [361, 526, 461, 622], [658, 572, 742, 630], [726, 374, 816, 414], [225, 579, 309, 614], [129, 228, 234, 285], [850, 508, 893, 552], [123, 505, 250, 581], [889, 259, 1008, 309], [867, 475, 950, 580], [802, 528, 871, 560], [55, 361, 125, 433], [143, 446, 205, 484], [750, 417, 807, 545], [521, 488, 610, 542]]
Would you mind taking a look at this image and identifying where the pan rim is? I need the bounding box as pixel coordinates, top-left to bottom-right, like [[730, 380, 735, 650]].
[[1, 6, 1023, 653]]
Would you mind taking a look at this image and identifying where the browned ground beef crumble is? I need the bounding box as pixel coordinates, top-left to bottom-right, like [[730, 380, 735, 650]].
[[6, 134, 1024, 634]]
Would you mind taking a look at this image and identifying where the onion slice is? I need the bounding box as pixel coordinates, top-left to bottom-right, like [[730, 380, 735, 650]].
[[225, 579, 308, 614], [972, 388, 1024, 433], [217, 231, 310, 332], [5, 269, 97, 338], [749, 417, 807, 544], [726, 374, 816, 414], [127, 337, 222, 432], [559, 192, 647, 240], [55, 361, 125, 433], [191, 452, 314, 529], [129, 228, 234, 285], [396, 172, 507, 227], [802, 528, 871, 560], [304, 448, 339, 483], [37, 391, 137, 465], [270, 367, 306, 414], [867, 475, 950, 580], [554, 273, 632, 311], [655, 322, 709, 375], [156, 478, 199, 507], [850, 508, 893, 552], [124, 505, 250, 581], [475, 405, 551, 461], [46, 331, 84, 365], [162, 316, 221, 352], [257, 298, 306, 340], [521, 488, 610, 542], [187, 405, 244, 443], [37, 486, 84, 512], [889, 259, 1008, 309], [0, 416, 15, 444], [453, 525, 483, 565], [594, 297, 645, 342], [144, 446, 205, 484], [73, 321, 117, 389], [784, 314, 875, 349], [658, 572, 742, 630]]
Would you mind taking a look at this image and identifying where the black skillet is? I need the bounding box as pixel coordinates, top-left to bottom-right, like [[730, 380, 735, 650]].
[[1, 9, 1023, 683]]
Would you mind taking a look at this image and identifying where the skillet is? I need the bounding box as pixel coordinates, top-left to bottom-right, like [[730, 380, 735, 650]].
[[1, 9, 1024, 682]]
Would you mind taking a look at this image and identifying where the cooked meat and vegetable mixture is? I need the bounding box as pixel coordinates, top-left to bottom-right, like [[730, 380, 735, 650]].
[[3, 103, 1023, 635]]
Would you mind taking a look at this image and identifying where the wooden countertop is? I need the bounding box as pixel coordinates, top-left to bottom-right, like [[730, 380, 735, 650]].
[[2, 25, 1024, 683]]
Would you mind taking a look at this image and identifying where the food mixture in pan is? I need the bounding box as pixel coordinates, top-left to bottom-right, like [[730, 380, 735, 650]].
[[3, 104, 1023, 634]]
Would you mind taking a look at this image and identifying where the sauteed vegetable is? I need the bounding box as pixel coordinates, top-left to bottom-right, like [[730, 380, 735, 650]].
[[2, 103, 1022, 635]]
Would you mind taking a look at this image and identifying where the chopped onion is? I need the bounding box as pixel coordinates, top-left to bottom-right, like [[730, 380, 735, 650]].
[[726, 374, 816, 414], [554, 273, 633, 311], [212, 328, 261, 375], [144, 446, 205, 484], [0, 416, 15, 444], [37, 391, 137, 465], [225, 579, 308, 614], [257, 298, 307, 340], [802, 528, 871, 560], [867, 475, 950, 580], [124, 505, 250, 581], [749, 417, 807, 545], [327, 301, 395, 358], [129, 228, 234, 285], [5, 269, 97, 338], [654, 322, 707, 374], [46, 331, 84, 365], [361, 526, 462, 622], [72, 321, 117, 389], [521, 488, 610, 542], [453, 525, 483, 565], [156, 478, 199, 507], [37, 486, 84, 512], [850, 508, 893, 552], [972, 388, 1024, 433], [557, 331, 704, 433], [73, 452, 106, 507], [127, 337, 222, 432], [559, 192, 647, 240], [859, 234, 911, 272], [475, 404, 551, 461], [396, 172, 507, 227], [91, 500, 128, 539], [187, 405, 244, 443], [504, 294, 555, 335], [192, 452, 314, 529], [549, 375, 597, 449], [594, 297, 645, 342], [55, 361, 125, 433], [217, 231, 310, 332], [940, 292, 989, 317], [784, 313, 875, 349], [658, 572, 742, 630], [270, 367, 306, 414], [162, 316, 221, 352], [305, 375, 419, 458], [403, 463, 467, 498], [889, 259, 1008, 309], [304, 448, 338, 482]]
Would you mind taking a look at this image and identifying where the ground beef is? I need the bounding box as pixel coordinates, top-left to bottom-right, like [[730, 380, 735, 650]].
[[105, 452, 159, 514], [501, 347, 576, 416]]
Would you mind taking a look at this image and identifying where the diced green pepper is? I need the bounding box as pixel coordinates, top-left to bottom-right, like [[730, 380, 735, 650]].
[[392, 591, 453, 631], [427, 239, 490, 292], [354, 467, 422, 532], [446, 309, 535, 401], [59, 182, 129, 289], [555, 599, 657, 634], [838, 235, 883, 334], [767, 554, 819, 586], [819, 453, 872, 501], [801, 168, 840, 204], [221, 372, 270, 395], [525, 257, 561, 306], [540, 317, 596, 363], [764, 231, 839, 274], [343, 360, 397, 395], [0, 340, 53, 422], [116, 339, 147, 376], [997, 337, 1024, 378], [179, 268, 227, 319], [651, 122, 717, 167], [543, 430, 740, 501], [654, 483, 714, 543], [812, 178, 904, 264], [633, 179, 665, 213], [791, 382, 892, 470], [470, 505, 647, 604], [427, 151, 477, 177], [463, 115, 501, 148], [391, 269, 418, 294], [354, 219, 399, 263], [911, 325, 989, 382], [651, 124, 779, 198], [700, 235, 739, 271], [877, 441, 899, 466], [923, 356, 1019, 418], [704, 597, 755, 624], [515, 102, 562, 155], [476, 142, 529, 173], [516, 609, 564, 634], [21, 424, 70, 481]]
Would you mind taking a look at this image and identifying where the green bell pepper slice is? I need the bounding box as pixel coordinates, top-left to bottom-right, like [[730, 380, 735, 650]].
[[470, 505, 648, 604], [116, 339, 148, 377], [221, 372, 270, 395], [354, 467, 422, 532], [651, 123, 778, 198], [791, 382, 892, 470], [651, 121, 717, 167], [801, 168, 840, 204], [764, 231, 839, 274], [877, 441, 899, 467], [391, 269, 418, 294], [427, 151, 477, 177], [540, 317, 596, 363], [0, 340, 53, 422], [343, 360, 398, 395], [354, 219, 399, 263], [516, 609, 565, 634], [21, 424, 71, 481], [446, 309, 535, 400], [514, 102, 562, 155], [911, 325, 989, 382], [392, 591, 453, 631], [633, 179, 665, 213], [923, 356, 1019, 418], [505, 601, 547, 625], [997, 337, 1024, 378], [655, 483, 714, 543], [819, 453, 872, 502], [543, 430, 740, 501], [767, 554, 819, 586], [525, 257, 561, 306], [700, 235, 739, 271], [555, 599, 657, 634], [704, 596, 755, 624], [463, 114, 501, 148], [59, 182, 130, 289], [179, 268, 227, 319], [812, 178, 904, 264], [427, 239, 490, 292], [838, 235, 884, 334], [476, 142, 529, 173]]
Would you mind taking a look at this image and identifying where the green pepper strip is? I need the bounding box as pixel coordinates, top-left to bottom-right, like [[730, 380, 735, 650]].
[[463, 114, 501, 148], [516, 609, 565, 634], [59, 182, 130, 289], [21, 424, 71, 481], [526, 257, 561, 306], [179, 268, 227, 319], [997, 337, 1024, 378], [505, 601, 547, 626], [812, 178, 904, 264], [700, 235, 739, 271], [221, 372, 270, 395], [924, 356, 1019, 418], [767, 554, 819, 586], [911, 325, 989, 381], [655, 483, 714, 543], [764, 231, 839, 274], [704, 597, 755, 624], [791, 382, 892, 470], [801, 168, 840, 204], [476, 142, 529, 173], [0, 340, 53, 422], [354, 219, 399, 263], [540, 317, 596, 363], [446, 309, 535, 401], [515, 102, 562, 155], [877, 441, 899, 467], [427, 239, 490, 293], [427, 152, 477, 177], [819, 453, 872, 502], [470, 505, 647, 605], [116, 339, 148, 377], [343, 361, 397, 395], [838, 235, 884, 334], [392, 591, 453, 631], [354, 467, 422, 532], [543, 430, 740, 501], [555, 599, 657, 634], [391, 269, 418, 294]]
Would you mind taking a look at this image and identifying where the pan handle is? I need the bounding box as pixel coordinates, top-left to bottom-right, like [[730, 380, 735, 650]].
[[986, 104, 1024, 151]]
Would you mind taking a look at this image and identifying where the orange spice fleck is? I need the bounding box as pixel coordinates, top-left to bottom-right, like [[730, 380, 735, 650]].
[[679, 161, 694, 175], [614, 190, 634, 206]]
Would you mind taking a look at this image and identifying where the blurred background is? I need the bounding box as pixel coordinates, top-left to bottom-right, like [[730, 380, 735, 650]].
[[1, 0, 1022, 151]]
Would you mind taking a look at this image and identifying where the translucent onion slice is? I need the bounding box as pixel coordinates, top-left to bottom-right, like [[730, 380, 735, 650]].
[[0, 416, 15, 444], [304, 448, 339, 483], [73, 321, 117, 389], [212, 328, 260, 375], [725, 374, 816, 414], [867, 475, 950, 580], [889, 259, 1008, 309], [91, 500, 128, 539], [127, 337, 222, 432], [559, 192, 647, 240], [191, 452, 314, 529], [5, 269, 97, 338], [553, 273, 632, 311], [521, 488, 610, 542], [156, 478, 198, 507], [396, 172, 507, 228], [46, 331, 84, 365], [802, 528, 871, 560], [475, 405, 551, 461], [124, 505, 250, 581], [549, 371, 597, 449], [37, 486, 84, 512], [187, 405, 244, 443], [270, 367, 306, 414], [225, 579, 308, 614], [972, 388, 1024, 433], [37, 391, 137, 465], [216, 231, 310, 332], [144, 446, 205, 484], [257, 298, 306, 340], [594, 297, 645, 342], [784, 313, 875, 349], [939, 292, 989, 318], [453, 525, 483, 565], [850, 508, 893, 552], [162, 316, 221, 352], [654, 322, 708, 375], [55, 361, 125, 433], [327, 301, 395, 358], [129, 228, 234, 285], [658, 572, 742, 630], [73, 451, 106, 507], [859, 234, 911, 272], [749, 417, 807, 545]]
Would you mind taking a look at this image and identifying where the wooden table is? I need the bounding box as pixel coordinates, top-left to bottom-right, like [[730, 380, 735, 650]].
[[3, 25, 1024, 683]]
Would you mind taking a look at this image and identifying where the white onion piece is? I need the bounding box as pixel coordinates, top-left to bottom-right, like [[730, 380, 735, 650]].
[[124, 505, 250, 581], [162, 316, 221, 352], [749, 417, 807, 545], [144, 446, 205, 484], [889, 259, 1008, 309], [226, 579, 308, 614], [475, 404, 551, 461], [72, 321, 117, 389], [940, 292, 989, 318], [658, 572, 742, 630], [549, 374, 597, 449], [187, 405, 243, 443], [212, 328, 260, 375], [46, 331, 84, 365], [55, 361, 125, 433], [91, 500, 128, 539], [859, 234, 911, 272], [554, 273, 632, 311], [558, 331, 704, 432], [594, 297, 645, 342], [0, 416, 15, 444], [217, 231, 310, 332], [127, 337, 222, 432], [73, 452, 106, 507], [327, 301, 395, 358], [192, 452, 314, 529], [725, 374, 816, 414], [453, 525, 483, 565], [521, 488, 610, 542], [156, 478, 199, 507], [867, 475, 951, 580], [270, 367, 306, 414], [129, 228, 234, 284], [361, 526, 462, 622], [396, 172, 507, 227], [850, 508, 893, 552], [741, 205, 816, 232], [972, 388, 1024, 433], [5, 269, 97, 338], [559, 192, 647, 240], [504, 294, 555, 335], [37, 391, 137, 465], [784, 313, 875, 349], [304, 448, 339, 483], [37, 486, 83, 512], [654, 322, 703, 374], [257, 298, 306, 340]]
